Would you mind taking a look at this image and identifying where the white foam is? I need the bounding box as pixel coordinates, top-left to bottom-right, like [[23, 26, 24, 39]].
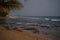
[[23, 17, 40, 20], [16, 22, 23, 24], [25, 23, 39, 25], [30, 17, 40, 19], [51, 19, 60, 21], [45, 18, 50, 21]]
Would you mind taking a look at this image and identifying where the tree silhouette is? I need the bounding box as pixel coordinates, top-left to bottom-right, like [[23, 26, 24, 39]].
[[0, 0, 23, 24], [0, 0, 23, 17]]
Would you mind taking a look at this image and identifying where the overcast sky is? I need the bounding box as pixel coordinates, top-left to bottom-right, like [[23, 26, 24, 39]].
[[9, 0, 60, 16]]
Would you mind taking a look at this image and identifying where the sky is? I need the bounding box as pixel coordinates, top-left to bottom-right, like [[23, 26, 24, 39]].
[[9, 0, 60, 16]]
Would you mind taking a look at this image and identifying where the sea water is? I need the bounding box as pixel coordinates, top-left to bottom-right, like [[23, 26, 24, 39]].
[[0, 16, 60, 40], [6, 16, 60, 26]]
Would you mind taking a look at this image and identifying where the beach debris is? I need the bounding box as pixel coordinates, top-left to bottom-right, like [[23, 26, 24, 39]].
[[23, 27, 37, 30], [40, 24, 50, 28], [13, 27, 23, 32], [40, 25, 49, 29]]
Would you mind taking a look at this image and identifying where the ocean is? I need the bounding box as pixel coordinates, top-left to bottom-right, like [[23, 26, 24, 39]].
[[0, 16, 60, 40], [6, 16, 60, 26]]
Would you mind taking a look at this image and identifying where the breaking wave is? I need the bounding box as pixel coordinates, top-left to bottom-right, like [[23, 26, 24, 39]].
[[51, 19, 60, 21], [45, 18, 60, 21], [45, 18, 50, 21]]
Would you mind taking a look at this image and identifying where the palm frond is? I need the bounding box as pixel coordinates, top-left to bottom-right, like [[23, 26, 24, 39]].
[[0, 0, 23, 17], [0, 6, 9, 16], [3, 0, 23, 10], [0, 6, 9, 14]]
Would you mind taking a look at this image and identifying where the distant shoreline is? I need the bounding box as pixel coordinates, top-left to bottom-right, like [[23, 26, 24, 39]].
[[0, 16, 17, 19]]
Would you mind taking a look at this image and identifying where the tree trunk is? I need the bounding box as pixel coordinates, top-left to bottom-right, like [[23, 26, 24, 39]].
[[0, 12, 8, 17]]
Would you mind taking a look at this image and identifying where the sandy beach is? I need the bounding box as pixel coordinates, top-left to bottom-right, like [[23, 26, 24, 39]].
[[0, 26, 53, 40]]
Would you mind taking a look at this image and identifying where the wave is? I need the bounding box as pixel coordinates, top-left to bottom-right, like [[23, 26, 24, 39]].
[[14, 22, 40, 26], [51, 19, 60, 21], [30, 17, 40, 19], [44, 18, 60, 22], [23, 17, 40, 20], [16, 22, 23, 24], [25, 23, 37, 24], [45, 18, 50, 21]]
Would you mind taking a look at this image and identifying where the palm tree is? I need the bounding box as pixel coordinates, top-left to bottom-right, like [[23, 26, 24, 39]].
[[0, 0, 23, 24], [0, 0, 23, 17]]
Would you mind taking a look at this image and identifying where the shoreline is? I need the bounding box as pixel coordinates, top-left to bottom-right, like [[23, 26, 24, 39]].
[[0, 24, 59, 40]]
